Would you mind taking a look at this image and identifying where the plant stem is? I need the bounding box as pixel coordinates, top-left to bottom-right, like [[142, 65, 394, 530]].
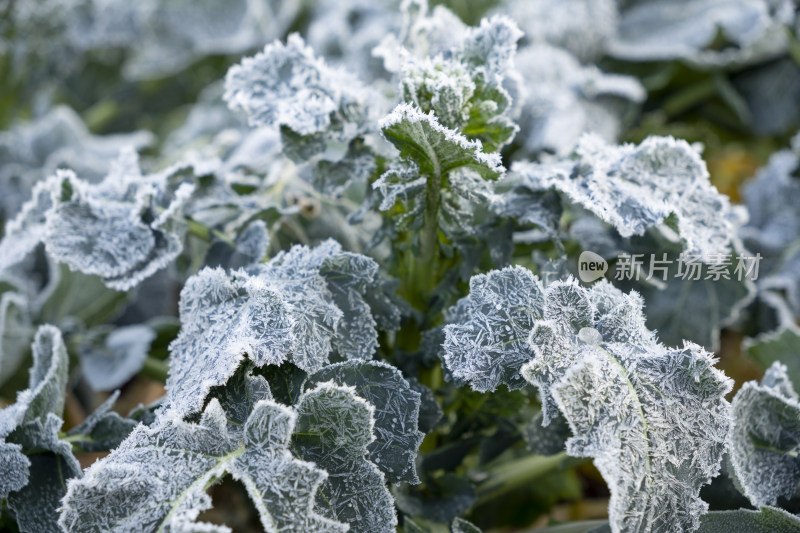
[[421, 169, 442, 267], [475, 452, 584, 506], [140, 356, 169, 382]]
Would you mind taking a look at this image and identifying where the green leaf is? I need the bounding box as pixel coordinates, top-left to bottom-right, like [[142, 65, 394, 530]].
[[380, 103, 504, 181], [294, 382, 397, 533], [309, 360, 424, 484], [746, 328, 800, 386], [59, 398, 347, 532], [65, 391, 138, 453], [729, 362, 800, 507], [7, 414, 81, 533], [444, 268, 734, 532], [697, 506, 800, 533]]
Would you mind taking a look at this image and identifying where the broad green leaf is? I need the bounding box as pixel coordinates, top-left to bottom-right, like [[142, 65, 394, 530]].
[[309, 360, 424, 484], [59, 398, 347, 533], [442, 265, 544, 392], [294, 382, 397, 533], [729, 362, 800, 507], [380, 103, 503, 181], [697, 506, 800, 533], [746, 327, 800, 386], [443, 268, 733, 532], [509, 134, 741, 262]]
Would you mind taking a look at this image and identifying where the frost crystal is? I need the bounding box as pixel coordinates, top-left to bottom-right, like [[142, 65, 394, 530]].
[[224, 33, 372, 137], [309, 360, 424, 483], [59, 398, 347, 533], [729, 362, 800, 507], [509, 134, 740, 262], [165, 240, 398, 418], [0, 326, 77, 532], [443, 268, 733, 532], [380, 103, 504, 180], [0, 150, 201, 291], [294, 382, 397, 533], [443, 266, 544, 392]]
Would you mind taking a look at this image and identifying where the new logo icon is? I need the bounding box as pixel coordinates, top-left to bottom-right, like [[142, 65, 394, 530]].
[[578, 251, 608, 283]]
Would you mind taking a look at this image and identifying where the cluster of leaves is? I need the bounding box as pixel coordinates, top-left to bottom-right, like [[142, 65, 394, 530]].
[[2, 0, 800, 532]]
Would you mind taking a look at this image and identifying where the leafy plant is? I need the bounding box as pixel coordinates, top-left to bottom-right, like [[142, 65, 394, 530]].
[[2, 0, 800, 532]]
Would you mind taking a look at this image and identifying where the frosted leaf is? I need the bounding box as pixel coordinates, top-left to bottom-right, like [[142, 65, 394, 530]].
[[459, 15, 522, 83], [0, 174, 60, 273], [372, 160, 426, 223], [442, 265, 544, 392], [224, 33, 372, 138], [309, 361, 424, 484], [511, 134, 739, 261], [523, 411, 571, 456], [746, 327, 800, 387], [443, 267, 733, 532], [383, 9, 522, 153], [511, 44, 645, 156], [550, 343, 732, 533], [0, 326, 72, 529], [43, 159, 195, 291], [79, 325, 156, 391], [740, 139, 800, 321], [316, 251, 381, 359], [253, 239, 397, 361], [0, 325, 69, 437], [229, 400, 349, 533], [311, 142, 378, 199], [697, 506, 800, 532], [0, 105, 152, 221], [451, 517, 482, 533], [380, 103, 504, 181], [0, 291, 34, 386], [209, 364, 273, 426], [7, 413, 82, 533], [294, 382, 397, 533], [609, 0, 792, 66], [500, 0, 617, 62], [59, 399, 346, 532], [0, 440, 29, 501], [729, 362, 800, 507], [65, 391, 138, 452], [165, 267, 294, 418], [166, 240, 395, 418]]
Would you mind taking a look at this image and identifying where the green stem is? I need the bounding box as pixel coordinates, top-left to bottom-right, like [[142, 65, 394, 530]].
[[421, 169, 442, 266], [186, 218, 236, 247], [475, 452, 584, 506], [140, 356, 169, 382]]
